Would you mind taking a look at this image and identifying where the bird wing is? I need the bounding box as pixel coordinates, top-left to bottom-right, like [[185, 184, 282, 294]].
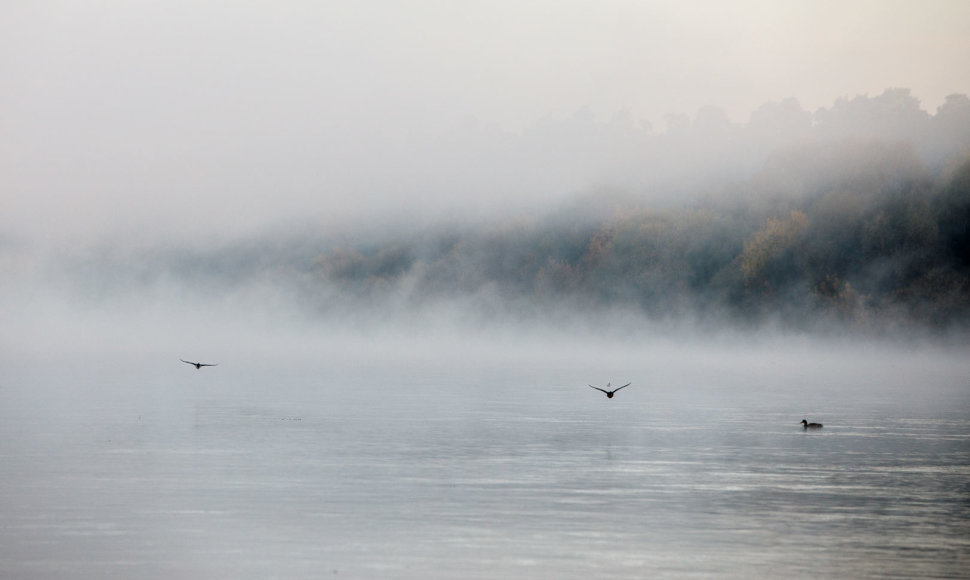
[[613, 382, 632, 392], [180, 359, 196, 365], [588, 385, 609, 394], [199, 363, 218, 367]]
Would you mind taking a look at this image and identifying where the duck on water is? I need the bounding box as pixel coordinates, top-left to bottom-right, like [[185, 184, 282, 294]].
[[800, 419, 823, 429]]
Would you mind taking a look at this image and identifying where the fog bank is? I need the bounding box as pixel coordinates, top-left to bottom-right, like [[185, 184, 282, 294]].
[[2, 87, 969, 352]]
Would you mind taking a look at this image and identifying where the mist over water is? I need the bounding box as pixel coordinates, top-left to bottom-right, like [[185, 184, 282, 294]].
[[4, 82, 970, 575], [4, 2, 970, 576], [4, 193, 969, 579]]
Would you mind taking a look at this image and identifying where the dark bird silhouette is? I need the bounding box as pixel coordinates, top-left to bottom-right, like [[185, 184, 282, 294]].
[[181, 359, 218, 369], [588, 382, 631, 398], [800, 419, 823, 429]]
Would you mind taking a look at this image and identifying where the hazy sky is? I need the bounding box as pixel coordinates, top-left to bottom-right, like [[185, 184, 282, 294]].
[[3, 0, 970, 242]]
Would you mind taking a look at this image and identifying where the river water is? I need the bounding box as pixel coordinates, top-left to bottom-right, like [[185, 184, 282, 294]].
[[1, 341, 968, 579]]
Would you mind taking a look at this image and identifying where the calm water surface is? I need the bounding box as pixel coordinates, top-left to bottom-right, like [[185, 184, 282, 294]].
[[1, 345, 969, 579]]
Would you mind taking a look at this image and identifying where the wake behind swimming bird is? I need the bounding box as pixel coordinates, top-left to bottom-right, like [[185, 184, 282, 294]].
[[181, 359, 218, 369], [588, 382, 631, 398]]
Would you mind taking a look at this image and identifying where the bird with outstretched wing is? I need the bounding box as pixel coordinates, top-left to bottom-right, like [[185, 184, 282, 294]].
[[588, 382, 631, 398], [181, 359, 218, 369]]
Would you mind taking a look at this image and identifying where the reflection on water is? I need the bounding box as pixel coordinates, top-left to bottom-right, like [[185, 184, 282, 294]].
[[1, 351, 969, 579]]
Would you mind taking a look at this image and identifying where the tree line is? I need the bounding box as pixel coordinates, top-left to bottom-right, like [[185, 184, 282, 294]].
[[306, 140, 970, 333]]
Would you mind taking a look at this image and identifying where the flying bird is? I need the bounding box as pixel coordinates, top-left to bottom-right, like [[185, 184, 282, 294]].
[[588, 382, 631, 398], [800, 419, 823, 429], [181, 359, 218, 369]]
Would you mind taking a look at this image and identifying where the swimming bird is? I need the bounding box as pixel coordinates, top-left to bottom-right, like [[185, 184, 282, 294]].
[[800, 419, 823, 429], [588, 382, 631, 398], [181, 359, 218, 369]]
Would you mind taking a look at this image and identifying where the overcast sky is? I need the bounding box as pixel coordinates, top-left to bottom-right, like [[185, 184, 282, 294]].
[[3, 0, 970, 243]]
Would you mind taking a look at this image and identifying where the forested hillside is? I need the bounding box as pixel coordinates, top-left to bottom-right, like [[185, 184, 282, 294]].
[[30, 89, 970, 335], [307, 142, 970, 332]]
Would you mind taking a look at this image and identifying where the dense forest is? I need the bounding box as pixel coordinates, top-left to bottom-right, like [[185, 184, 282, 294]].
[[305, 140, 970, 333], [41, 89, 970, 335]]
